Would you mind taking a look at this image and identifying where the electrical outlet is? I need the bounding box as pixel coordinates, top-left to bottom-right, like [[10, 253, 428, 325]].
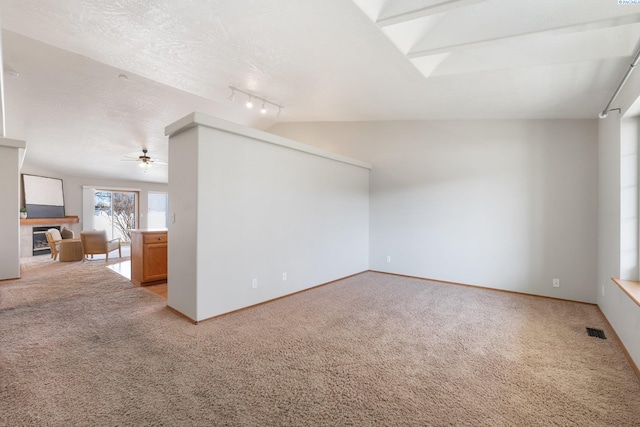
[[282, 272, 287, 281], [252, 279, 257, 289], [387, 256, 391, 263], [552, 278, 560, 288]]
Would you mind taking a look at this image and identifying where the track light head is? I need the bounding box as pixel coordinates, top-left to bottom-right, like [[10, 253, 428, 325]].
[[246, 96, 253, 109], [229, 88, 235, 101], [260, 102, 267, 114]]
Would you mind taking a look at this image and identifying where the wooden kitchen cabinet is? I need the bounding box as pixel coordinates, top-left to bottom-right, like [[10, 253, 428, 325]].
[[130, 229, 168, 286]]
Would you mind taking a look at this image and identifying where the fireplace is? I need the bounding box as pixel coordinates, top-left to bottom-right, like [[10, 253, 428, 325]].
[[19, 216, 79, 259], [33, 226, 59, 256]]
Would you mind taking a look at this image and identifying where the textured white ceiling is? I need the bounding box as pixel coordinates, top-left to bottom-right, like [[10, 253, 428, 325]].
[[0, 0, 639, 183]]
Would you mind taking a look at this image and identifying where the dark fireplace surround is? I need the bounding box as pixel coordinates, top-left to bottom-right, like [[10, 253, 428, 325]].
[[32, 226, 59, 256]]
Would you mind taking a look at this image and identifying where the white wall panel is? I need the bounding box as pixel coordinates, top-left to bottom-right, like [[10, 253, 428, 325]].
[[270, 119, 598, 303]]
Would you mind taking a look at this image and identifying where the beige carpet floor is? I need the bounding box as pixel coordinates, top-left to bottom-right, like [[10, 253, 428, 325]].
[[1, 258, 640, 426]]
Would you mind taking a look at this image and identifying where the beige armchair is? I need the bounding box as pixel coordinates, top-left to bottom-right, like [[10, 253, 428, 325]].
[[80, 230, 122, 263], [45, 229, 63, 260], [45, 227, 76, 261]]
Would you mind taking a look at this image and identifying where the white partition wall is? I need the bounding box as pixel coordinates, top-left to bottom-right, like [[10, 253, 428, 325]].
[[166, 126, 199, 319], [0, 137, 26, 280], [166, 113, 371, 322]]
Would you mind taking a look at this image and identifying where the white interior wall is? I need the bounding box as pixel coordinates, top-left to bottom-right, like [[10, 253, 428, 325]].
[[167, 114, 370, 322], [167, 127, 199, 318], [599, 116, 640, 368], [597, 66, 640, 370], [269, 120, 599, 303], [620, 118, 639, 281], [598, 116, 622, 300], [0, 138, 26, 280]]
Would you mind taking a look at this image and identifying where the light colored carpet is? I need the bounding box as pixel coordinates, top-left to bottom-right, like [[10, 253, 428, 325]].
[[1, 259, 639, 426]]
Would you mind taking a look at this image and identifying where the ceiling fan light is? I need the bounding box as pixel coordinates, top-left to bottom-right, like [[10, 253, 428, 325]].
[[139, 161, 146, 168]]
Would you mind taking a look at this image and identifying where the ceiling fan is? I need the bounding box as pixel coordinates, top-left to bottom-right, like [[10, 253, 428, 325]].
[[123, 149, 167, 171]]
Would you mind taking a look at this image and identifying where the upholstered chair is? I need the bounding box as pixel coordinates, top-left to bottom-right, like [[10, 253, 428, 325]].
[[80, 230, 122, 263], [46, 227, 81, 261]]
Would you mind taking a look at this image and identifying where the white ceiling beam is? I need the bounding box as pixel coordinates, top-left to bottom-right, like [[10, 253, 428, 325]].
[[407, 13, 640, 59], [376, 0, 489, 28], [429, 28, 640, 78]]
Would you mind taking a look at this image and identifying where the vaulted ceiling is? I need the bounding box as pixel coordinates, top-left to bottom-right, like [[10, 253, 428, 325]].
[[1, 0, 638, 183]]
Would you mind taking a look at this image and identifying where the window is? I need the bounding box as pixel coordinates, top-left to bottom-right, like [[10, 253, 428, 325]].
[[148, 192, 168, 229], [94, 190, 138, 243]]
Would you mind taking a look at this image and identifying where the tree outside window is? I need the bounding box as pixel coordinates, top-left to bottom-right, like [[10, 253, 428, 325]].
[[95, 191, 137, 243]]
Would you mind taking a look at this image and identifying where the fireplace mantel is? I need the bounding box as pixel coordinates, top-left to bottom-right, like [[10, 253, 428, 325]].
[[20, 216, 79, 226]]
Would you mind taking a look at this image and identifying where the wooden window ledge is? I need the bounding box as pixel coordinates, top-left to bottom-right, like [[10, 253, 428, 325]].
[[611, 278, 640, 308]]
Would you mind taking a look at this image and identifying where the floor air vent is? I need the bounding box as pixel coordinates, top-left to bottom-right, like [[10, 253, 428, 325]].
[[586, 327, 606, 339]]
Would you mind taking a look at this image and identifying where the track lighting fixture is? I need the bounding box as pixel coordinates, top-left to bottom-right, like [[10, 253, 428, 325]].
[[228, 86, 284, 116]]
